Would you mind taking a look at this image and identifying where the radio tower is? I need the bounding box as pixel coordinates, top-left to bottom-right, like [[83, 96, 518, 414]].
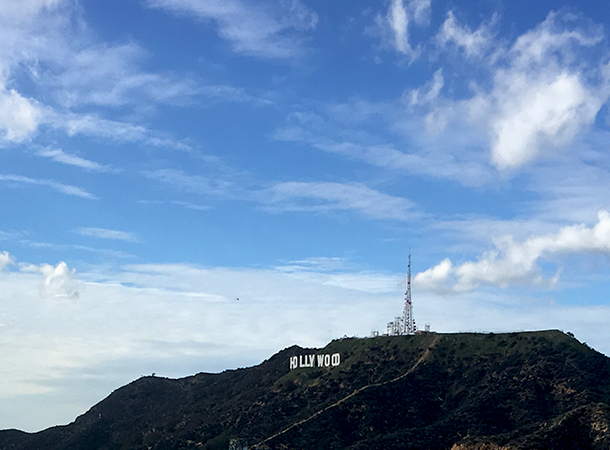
[[402, 251, 416, 335]]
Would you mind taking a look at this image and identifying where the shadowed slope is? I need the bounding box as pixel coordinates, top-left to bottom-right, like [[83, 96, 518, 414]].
[[1, 331, 609, 450]]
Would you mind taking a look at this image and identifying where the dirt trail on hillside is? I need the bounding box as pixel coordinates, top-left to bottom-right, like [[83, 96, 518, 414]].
[[253, 334, 442, 449]]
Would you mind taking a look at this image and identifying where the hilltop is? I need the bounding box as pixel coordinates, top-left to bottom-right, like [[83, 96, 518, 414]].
[[1, 330, 610, 450]]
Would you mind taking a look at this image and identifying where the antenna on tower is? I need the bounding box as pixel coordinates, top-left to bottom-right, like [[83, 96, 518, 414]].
[[385, 249, 417, 336], [402, 249, 416, 335]]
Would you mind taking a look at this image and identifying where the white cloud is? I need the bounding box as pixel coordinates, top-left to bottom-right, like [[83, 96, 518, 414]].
[[489, 71, 602, 169], [0, 251, 15, 270], [39, 261, 79, 299], [47, 42, 199, 108], [145, 0, 318, 59], [36, 148, 116, 173], [373, 10, 610, 187], [431, 11, 610, 171], [409, 69, 444, 106], [414, 257, 453, 290], [266, 181, 417, 221], [416, 210, 610, 293], [19, 259, 80, 299], [0, 0, 62, 22], [0, 174, 97, 199], [31, 32, 270, 109], [437, 11, 495, 58], [389, 0, 410, 55], [410, 0, 431, 25], [510, 12, 603, 67], [76, 227, 139, 243], [429, 214, 564, 256], [371, 0, 431, 59], [48, 113, 192, 151], [0, 86, 42, 143]]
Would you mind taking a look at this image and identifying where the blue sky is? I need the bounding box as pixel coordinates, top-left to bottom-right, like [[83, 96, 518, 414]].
[[2, 0, 610, 432]]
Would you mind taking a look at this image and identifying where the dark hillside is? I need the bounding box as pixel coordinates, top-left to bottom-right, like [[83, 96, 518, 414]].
[[1, 330, 609, 450]]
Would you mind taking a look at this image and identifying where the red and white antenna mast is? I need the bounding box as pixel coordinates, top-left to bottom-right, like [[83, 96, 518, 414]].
[[402, 251, 416, 335]]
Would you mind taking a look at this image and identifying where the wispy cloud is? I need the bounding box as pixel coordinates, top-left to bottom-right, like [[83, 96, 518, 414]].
[[145, 0, 318, 59], [525, 151, 610, 223], [370, 0, 431, 60], [199, 84, 274, 106], [75, 227, 140, 243], [274, 118, 495, 186], [36, 31, 273, 109], [277, 97, 504, 188], [275, 256, 352, 273], [143, 168, 237, 197], [0, 174, 96, 199], [389, 0, 411, 55], [265, 181, 418, 221], [145, 166, 418, 222], [36, 148, 117, 173], [137, 199, 211, 211], [19, 239, 135, 259], [171, 200, 211, 211], [48, 113, 192, 151], [0, 0, 277, 163], [0, 0, 200, 152], [0, 1, 199, 109], [47, 42, 199, 108], [409, 69, 444, 106], [437, 11, 496, 58], [0, 0, 65, 22]]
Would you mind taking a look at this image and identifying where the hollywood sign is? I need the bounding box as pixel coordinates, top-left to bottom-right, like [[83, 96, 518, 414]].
[[289, 353, 341, 370]]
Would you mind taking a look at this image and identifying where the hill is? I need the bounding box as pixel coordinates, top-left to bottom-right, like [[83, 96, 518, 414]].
[[1, 330, 610, 450]]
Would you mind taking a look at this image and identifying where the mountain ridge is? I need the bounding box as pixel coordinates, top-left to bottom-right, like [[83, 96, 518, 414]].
[[2, 330, 610, 450]]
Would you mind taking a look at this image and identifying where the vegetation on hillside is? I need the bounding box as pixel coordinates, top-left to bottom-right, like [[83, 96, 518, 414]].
[[1, 330, 609, 450]]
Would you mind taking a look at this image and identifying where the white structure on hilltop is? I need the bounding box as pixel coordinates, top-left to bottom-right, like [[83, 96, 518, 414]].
[[386, 252, 416, 336]]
